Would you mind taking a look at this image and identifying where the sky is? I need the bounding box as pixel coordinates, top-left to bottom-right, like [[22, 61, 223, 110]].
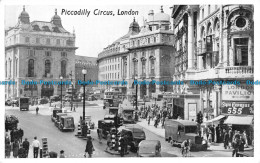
[[5, 5, 172, 58]]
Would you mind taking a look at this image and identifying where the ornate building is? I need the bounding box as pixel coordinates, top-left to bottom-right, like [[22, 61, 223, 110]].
[[5, 7, 77, 99], [97, 6, 174, 99], [171, 5, 254, 122]]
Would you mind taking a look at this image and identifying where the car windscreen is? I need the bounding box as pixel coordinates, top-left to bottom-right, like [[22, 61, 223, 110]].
[[132, 131, 145, 138], [185, 126, 197, 133]]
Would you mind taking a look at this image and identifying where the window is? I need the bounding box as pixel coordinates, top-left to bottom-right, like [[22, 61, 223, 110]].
[[25, 37, 30, 43], [36, 38, 40, 44], [61, 60, 67, 77], [137, 40, 140, 46], [148, 38, 150, 44], [165, 25, 169, 30], [118, 64, 119, 69], [46, 38, 50, 45], [208, 5, 210, 15], [66, 39, 74, 46], [61, 52, 67, 57], [56, 39, 60, 45], [234, 38, 249, 66], [28, 59, 34, 77], [178, 125, 184, 132], [142, 61, 146, 75], [202, 8, 204, 19], [9, 60, 11, 78], [134, 61, 138, 76], [45, 60, 51, 76], [150, 59, 155, 75], [15, 59, 18, 77], [154, 37, 156, 43], [29, 50, 35, 56], [43, 26, 50, 32], [236, 17, 247, 28], [45, 51, 52, 57], [5, 61, 7, 78], [118, 73, 119, 79]]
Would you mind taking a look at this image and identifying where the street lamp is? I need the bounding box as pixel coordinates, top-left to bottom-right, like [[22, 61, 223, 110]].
[[82, 67, 87, 121], [69, 71, 73, 111], [60, 76, 63, 109]]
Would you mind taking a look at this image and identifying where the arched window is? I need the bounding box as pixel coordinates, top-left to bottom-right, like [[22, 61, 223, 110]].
[[61, 60, 66, 77], [9, 60, 12, 78], [28, 59, 34, 77], [45, 60, 51, 76]]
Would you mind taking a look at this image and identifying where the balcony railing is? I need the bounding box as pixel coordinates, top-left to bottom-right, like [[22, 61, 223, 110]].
[[140, 73, 146, 78], [225, 66, 254, 74], [26, 74, 37, 78], [42, 74, 53, 78]]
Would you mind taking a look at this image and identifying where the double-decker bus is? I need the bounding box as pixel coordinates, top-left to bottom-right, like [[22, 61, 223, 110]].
[[103, 90, 123, 108]]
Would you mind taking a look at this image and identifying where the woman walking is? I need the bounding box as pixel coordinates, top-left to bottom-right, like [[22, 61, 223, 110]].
[[85, 136, 94, 158], [12, 140, 19, 158], [5, 142, 11, 158]]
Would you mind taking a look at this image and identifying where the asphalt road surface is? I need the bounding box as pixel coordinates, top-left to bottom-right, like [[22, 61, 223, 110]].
[[5, 101, 232, 158]]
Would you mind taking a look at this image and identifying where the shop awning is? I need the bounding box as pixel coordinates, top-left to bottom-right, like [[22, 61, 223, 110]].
[[205, 115, 226, 123], [224, 116, 253, 125]]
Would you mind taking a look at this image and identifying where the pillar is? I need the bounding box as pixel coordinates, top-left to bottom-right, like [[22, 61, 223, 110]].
[[218, 5, 224, 67], [187, 10, 194, 69], [248, 36, 252, 66]]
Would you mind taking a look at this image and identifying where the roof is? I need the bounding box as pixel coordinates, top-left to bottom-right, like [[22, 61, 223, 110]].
[[61, 115, 74, 119], [75, 55, 97, 65], [224, 116, 253, 125], [167, 119, 197, 126], [139, 140, 160, 146], [30, 21, 69, 33]]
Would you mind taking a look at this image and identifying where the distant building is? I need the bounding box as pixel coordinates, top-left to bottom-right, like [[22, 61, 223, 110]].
[[5, 6, 77, 99], [75, 56, 98, 93], [97, 6, 174, 99]]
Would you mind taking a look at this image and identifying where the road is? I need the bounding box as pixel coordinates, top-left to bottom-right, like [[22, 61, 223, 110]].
[[5, 101, 233, 157]]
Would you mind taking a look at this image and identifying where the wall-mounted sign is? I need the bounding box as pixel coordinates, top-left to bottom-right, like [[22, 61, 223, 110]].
[[222, 84, 254, 101], [221, 101, 253, 115]]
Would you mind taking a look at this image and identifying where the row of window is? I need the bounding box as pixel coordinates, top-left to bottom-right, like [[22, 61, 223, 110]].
[[105, 64, 120, 71], [25, 37, 74, 46], [201, 5, 218, 20], [131, 37, 157, 47], [105, 72, 120, 80], [28, 50, 68, 57], [27, 59, 67, 78]]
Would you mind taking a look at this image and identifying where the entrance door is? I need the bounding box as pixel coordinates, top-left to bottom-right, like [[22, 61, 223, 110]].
[[41, 84, 54, 98]]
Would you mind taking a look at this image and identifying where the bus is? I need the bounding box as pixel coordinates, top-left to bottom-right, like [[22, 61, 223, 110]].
[[20, 97, 30, 111], [103, 90, 123, 108]]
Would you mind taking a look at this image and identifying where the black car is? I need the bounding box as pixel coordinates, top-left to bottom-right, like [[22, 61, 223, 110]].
[[120, 126, 146, 152]]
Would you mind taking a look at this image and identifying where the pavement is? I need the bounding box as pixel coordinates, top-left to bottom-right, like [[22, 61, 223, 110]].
[[137, 118, 254, 152]]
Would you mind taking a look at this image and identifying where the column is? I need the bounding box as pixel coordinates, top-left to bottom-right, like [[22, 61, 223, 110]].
[[218, 5, 224, 66], [187, 9, 194, 69], [248, 36, 252, 66]]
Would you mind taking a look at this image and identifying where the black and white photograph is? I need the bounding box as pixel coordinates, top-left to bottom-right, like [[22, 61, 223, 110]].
[[3, 2, 257, 159]]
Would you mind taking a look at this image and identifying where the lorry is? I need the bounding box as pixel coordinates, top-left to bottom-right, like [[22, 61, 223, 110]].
[[165, 119, 208, 151]]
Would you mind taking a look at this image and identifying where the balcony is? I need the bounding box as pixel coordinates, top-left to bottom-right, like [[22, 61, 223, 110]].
[[186, 66, 254, 81], [140, 73, 146, 78], [26, 74, 37, 78], [149, 72, 155, 78], [42, 74, 53, 78]]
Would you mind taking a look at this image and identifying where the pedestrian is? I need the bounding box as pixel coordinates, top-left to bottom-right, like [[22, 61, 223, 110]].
[[18, 128, 24, 143], [32, 136, 40, 158], [5, 133, 10, 144], [243, 130, 249, 148], [85, 136, 94, 158], [12, 140, 19, 158], [10, 129, 14, 143], [59, 150, 65, 158], [22, 138, 30, 158], [49, 151, 58, 158], [106, 132, 112, 151], [208, 128, 212, 143], [97, 128, 102, 143], [224, 130, 229, 149], [232, 137, 240, 157], [5, 141, 11, 158], [36, 106, 39, 115], [119, 137, 125, 157], [18, 144, 27, 158]]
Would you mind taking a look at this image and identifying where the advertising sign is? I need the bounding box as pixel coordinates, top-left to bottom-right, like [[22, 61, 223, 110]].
[[188, 103, 197, 121], [221, 101, 254, 115], [222, 84, 254, 101]]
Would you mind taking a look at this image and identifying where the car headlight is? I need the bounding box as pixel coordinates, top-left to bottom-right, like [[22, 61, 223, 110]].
[[202, 140, 207, 145]]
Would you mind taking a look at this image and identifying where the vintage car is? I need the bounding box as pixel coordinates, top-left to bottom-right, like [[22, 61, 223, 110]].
[[51, 108, 62, 122], [137, 140, 161, 157], [58, 116, 75, 132], [119, 126, 146, 152], [165, 119, 208, 151], [119, 107, 135, 124], [55, 113, 67, 127], [98, 119, 114, 138]]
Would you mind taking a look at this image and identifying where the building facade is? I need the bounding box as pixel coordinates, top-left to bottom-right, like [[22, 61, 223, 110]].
[[171, 5, 254, 122], [97, 7, 175, 99], [5, 7, 77, 99], [75, 56, 98, 93]]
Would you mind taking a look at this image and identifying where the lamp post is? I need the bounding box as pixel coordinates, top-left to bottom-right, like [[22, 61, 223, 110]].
[[60, 76, 63, 109], [69, 71, 73, 111], [82, 67, 87, 121]]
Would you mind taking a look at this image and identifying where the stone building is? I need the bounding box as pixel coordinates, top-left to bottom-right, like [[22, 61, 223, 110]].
[[97, 7, 175, 99], [75, 56, 98, 93], [171, 5, 254, 122], [5, 7, 77, 99]]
